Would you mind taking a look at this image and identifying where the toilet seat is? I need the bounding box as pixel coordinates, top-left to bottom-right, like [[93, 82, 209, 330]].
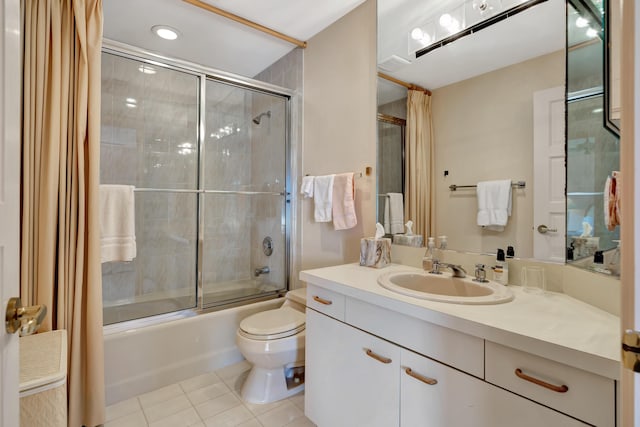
[[239, 306, 305, 340]]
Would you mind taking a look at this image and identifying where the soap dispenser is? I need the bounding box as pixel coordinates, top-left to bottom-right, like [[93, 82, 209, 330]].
[[592, 250, 610, 275], [423, 237, 437, 272], [492, 249, 509, 285]]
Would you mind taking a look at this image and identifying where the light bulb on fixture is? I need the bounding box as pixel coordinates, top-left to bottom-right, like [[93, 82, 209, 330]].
[[586, 27, 598, 38], [439, 13, 453, 27], [575, 17, 589, 28], [411, 28, 424, 41], [151, 25, 180, 41]]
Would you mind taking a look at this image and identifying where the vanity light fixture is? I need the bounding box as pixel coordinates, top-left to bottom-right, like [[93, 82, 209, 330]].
[[151, 25, 181, 41], [410, 0, 548, 58]]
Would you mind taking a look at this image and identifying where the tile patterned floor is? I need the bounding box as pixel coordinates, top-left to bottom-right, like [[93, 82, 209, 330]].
[[104, 361, 316, 427]]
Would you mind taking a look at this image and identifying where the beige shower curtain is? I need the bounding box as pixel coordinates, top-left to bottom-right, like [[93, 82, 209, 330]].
[[405, 89, 435, 242], [21, 1, 105, 425]]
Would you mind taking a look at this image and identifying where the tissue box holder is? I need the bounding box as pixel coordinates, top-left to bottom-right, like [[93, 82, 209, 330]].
[[360, 238, 391, 268]]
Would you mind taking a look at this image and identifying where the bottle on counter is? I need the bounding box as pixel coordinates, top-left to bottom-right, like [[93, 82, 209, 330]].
[[492, 248, 509, 285], [422, 237, 437, 271], [506, 246, 515, 259]]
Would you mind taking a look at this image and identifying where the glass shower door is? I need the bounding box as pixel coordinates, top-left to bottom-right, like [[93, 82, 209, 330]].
[[201, 79, 289, 307], [101, 53, 200, 324]]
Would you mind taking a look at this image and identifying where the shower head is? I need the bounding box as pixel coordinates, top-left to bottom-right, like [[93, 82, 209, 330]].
[[252, 110, 271, 125]]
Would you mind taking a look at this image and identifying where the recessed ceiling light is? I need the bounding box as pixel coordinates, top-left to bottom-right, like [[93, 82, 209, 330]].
[[152, 25, 180, 41]]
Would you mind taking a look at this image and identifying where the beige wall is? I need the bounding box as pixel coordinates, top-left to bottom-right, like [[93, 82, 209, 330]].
[[432, 50, 564, 258], [298, 0, 377, 279]]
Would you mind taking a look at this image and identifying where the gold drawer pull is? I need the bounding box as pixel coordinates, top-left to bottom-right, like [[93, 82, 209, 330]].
[[515, 368, 569, 393], [312, 295, 332, 305], [404, 367, 437, 385], [365, 348, 392, 364]]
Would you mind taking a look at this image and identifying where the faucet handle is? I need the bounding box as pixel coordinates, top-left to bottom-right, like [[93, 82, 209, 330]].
[[474, 264, 488, 283]]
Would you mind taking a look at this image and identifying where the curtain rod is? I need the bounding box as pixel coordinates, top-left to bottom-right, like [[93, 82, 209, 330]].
[[182, 0, 307, 49], [377, 72, 432, 96]]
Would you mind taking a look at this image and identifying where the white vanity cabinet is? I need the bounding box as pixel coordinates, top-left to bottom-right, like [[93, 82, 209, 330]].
[[302, 275, 616, 427], [305, 308, 400, 427]]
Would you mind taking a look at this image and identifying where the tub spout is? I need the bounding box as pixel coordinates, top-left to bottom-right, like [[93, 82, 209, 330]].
[[254, 266, 270, 277]]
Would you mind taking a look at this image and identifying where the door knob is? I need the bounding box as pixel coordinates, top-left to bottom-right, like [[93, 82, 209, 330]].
[[537, 224, 558, 234], [5, 297, 47, 336]]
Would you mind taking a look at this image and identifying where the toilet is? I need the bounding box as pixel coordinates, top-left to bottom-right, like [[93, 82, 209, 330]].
[[236, 287, 307, 404]]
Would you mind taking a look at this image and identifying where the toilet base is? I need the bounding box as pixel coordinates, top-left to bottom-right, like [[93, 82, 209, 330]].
[[240, 365, 305, 404]]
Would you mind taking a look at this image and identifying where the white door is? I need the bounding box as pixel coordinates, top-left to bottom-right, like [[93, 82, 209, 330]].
[[533, 86, 566, 263], [0, 0, 21, 426], [620, 1, 640, 424]]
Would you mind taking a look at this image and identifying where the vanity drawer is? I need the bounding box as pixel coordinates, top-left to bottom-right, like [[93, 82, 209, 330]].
[[346, 298, 484, 378], [485, 341, 615, 427], [306, 284, 345, 321]]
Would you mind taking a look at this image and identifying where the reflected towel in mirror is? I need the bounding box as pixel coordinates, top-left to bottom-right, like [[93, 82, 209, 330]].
[[476, 180, 512, 231], [384, 193, 404, 234]]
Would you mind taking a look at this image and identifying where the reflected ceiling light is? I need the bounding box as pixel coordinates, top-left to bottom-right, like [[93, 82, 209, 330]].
[[138, 65, 156, 74], [575, 16, 589, 28], [126, 97, 137, 104], [586, 27, 598, 38], [410, 0, 548, 58], [592, 107, 604, 114], [152, 25, 180, 40], [125, 103, 137, 108]]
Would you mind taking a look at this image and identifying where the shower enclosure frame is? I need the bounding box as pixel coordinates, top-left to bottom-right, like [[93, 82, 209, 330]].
[[102, 39, 294, 317]]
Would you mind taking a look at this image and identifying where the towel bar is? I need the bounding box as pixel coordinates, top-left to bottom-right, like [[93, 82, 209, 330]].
[[449, 181, 526, 192]]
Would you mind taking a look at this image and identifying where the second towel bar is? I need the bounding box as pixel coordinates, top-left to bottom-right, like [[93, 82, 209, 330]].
[[449, 181, 526, 192]]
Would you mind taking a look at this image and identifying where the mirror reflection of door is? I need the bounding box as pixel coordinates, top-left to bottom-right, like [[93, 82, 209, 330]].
[[533, 86, 566, 263]]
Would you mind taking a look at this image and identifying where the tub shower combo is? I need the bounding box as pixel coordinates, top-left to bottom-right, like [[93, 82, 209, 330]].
[[100, 44, 291, 325]]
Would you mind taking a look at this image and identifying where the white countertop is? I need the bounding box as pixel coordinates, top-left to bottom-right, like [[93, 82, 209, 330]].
[[300, 263, 621, 380]]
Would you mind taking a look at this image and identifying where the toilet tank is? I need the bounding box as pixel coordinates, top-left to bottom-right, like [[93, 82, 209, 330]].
[[284, 288, 307, 311]]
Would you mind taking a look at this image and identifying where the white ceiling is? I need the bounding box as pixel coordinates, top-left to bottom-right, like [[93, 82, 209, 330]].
[[377, 0, 566, 104], [103, 0, 366, 78]]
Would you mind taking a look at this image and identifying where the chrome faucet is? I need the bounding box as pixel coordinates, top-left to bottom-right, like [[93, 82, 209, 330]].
[[430, 260, 467, 278], [473, 264, 488, 283], [254, 266, 270, 277]]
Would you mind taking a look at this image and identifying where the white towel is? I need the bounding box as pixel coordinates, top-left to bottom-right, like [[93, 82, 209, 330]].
[[300, 176, 314, 198], [476, 180, 512, 232], [100, 185, 136, 263], [314, 175, 335, 222], [384, 193, 404, 234], [332, 173, 357, 230]]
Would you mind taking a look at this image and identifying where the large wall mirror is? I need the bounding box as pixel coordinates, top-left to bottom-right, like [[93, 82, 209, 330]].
[[376, 0, 620, 275]]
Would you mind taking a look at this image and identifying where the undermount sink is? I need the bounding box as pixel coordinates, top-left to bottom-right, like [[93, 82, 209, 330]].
[[377, 271, 514, 305]]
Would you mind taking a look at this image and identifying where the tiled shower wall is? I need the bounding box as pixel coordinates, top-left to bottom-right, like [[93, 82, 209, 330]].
[[253, 49, 303, 290]]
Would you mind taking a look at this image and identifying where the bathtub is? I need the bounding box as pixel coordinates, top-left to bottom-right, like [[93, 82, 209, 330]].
[[103, 297, 282, 405]]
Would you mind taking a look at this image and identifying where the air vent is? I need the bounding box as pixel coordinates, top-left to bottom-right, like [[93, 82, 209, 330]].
[[378, 55, 412, 72]]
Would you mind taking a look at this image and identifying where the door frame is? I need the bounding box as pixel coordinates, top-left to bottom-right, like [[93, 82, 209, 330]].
[[0, 0, 22, 426], [620, 0, 639, 425]]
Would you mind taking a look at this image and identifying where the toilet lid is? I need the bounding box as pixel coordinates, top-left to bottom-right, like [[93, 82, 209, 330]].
[[240, 307, 305, 339]]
